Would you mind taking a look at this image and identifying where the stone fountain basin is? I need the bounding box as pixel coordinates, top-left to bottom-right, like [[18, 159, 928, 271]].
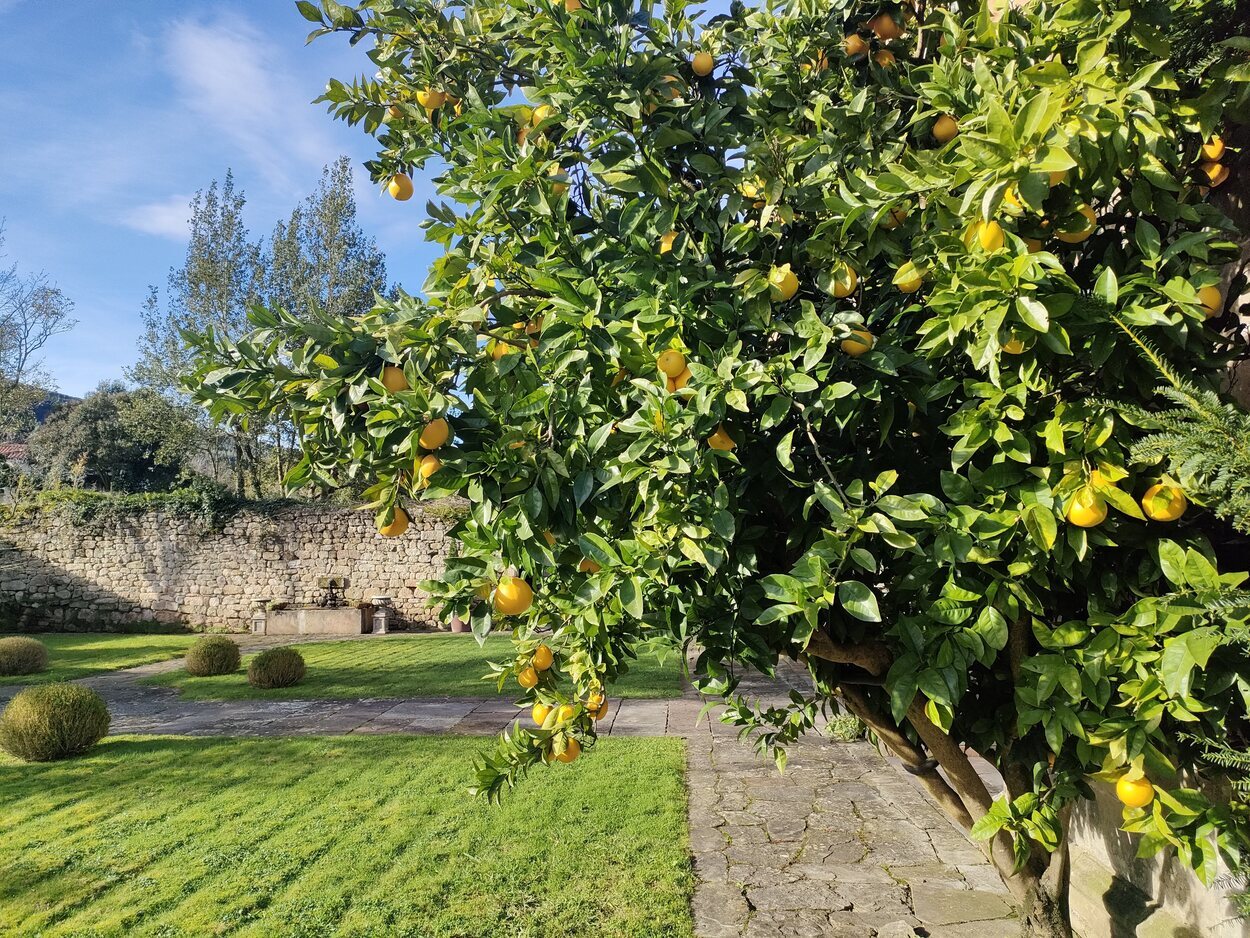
[[263, 607, 369, 636]]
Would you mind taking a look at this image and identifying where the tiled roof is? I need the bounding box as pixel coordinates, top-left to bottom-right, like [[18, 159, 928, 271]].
[[0, 443, 28, 460]]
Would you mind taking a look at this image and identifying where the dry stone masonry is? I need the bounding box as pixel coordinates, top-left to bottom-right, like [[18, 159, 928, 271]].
[[0, 502, 459, 631]]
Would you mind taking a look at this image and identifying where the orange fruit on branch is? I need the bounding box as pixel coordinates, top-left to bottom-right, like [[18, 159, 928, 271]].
[[657, 349, 686, 378], [387, 174, 414, 201], [532, 645, 554, 671], [1196, 284, 1222, 318], [692, 51, 714, 76], [830, 261, 858, 298], [707, 425, 736, 451], [379, 506, 409, 537], [1066, 486, 1106, 528], [933, 114, 959, 143], [381, 364, 409, 393], [1141, 483, 1187, 522], [768, 264, 799, 302], [419, 418, 450, 450], [840, 329, 875, 357], [1115, 774, 1154, 809], [517, 665, 539, 689], [494, 576, 534, 615]]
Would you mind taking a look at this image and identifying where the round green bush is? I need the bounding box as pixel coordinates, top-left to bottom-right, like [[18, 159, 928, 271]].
[[184, 635, 241, 677], [0, 683, 110, 762], [247, 647, 306, 689], [0, 636, 49, 677]]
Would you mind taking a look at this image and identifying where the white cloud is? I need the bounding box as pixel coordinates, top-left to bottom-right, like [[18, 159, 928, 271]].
[[118, 194, 192, 240], [162, 16, 339, 193]]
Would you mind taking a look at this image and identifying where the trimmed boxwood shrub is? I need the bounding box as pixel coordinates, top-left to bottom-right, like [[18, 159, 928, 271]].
[[248, 648, 306, 689], [184, 635, 240, 677], [0, 683, 110, 761], [0, 636, 49, 677]]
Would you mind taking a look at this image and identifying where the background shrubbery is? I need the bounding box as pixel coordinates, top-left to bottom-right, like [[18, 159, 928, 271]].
[[248, 647, 306, 689], [0, 683, 110, 761], [185, 635, 241, 677], [0, 636, 48, 676]]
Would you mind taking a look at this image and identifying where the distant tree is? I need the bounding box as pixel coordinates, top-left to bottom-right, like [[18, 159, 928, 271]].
[[0, 224, 76, 440], [130, 172, 266, 495], [258, 156, 388, 480], [29, 382, 196, 492], [260, 156, 388, 320]]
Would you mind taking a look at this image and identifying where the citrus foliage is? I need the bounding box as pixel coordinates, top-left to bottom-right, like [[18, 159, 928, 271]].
[[186, 0, 1250, 912]]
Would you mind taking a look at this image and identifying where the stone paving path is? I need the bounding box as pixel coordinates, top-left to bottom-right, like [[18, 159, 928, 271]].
[[0, 635, 1022, 936]]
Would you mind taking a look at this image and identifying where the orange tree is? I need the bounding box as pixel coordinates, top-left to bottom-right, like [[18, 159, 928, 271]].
[[184, 0, 1250, 933]]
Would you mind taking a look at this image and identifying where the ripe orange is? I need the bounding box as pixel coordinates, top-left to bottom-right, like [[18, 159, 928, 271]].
[[416, 88, 447, 110], [1197, 284, 1222, 318], [843, 34, 869, 58], [379, 506, 409, 537], [555, 737, 581, 763], [840, 329, 875, 357], [1200, 161, 1229, 187], [831, 262, 858, 298], [532, 702, 552, 724], [593, 700, 609, 720], [1142, 483, 1187, 522], [673, 367, 693, 390], [587, 691, 605, 710], [768, 264, 799, 302], [578, 558, 601, 573], [556, 704, 577, 722], [419, 418, 450, 450], [1115, 774, 1154, 809], [965, 219, 1005, 251], [692, 51, 714, 76], [1048, 169, 1068, 187], [868, 12, 902, 40], [563, 0, 581, 10], [494, 576, 534, 615], [1056, 205, 1096, 244], [881, 206, 908, 229], [532, 645, 554, 671], [1002, 336, 1026, 355], [707, 425, 736, 451], [381, 364, 409, 393], [659, 230, 678, 254], [933, 114, 959, 143], [388, 174, 414, 201], [547, 165, 570, 195], [1022, 236, 1044, 253], [517, 665, 539, 689], [416, 454, 441, 487], [874, 50, 896, 68], [1201, 135, 1225, 161], [657, 349, 687, 378], [895, 261, 923, 293], [542, 530, 557, 547], [531, 104, 556, 126], [386, 104, 404, 122], [1067, 486, 1107, 528]]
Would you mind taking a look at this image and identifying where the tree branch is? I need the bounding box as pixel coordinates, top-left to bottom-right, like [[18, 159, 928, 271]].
[[804, 630, 891, 677]]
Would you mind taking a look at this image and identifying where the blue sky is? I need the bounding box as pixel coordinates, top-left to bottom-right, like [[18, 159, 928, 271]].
[[0, 0, 441, 397]]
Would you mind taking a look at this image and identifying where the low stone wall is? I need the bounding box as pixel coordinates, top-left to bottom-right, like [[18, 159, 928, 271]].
[[0, 501, 460, 632], [1070, 784, 1248, 938]]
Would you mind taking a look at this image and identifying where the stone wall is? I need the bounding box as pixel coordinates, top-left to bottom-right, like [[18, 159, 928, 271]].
[[0, 502, 460, 632]]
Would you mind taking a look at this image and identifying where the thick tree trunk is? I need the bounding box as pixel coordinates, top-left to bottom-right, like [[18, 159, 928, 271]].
[[807, 635, 1076, 938]]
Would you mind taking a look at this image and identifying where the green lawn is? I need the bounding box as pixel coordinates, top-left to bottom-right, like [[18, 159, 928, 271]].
[[144, 634, 685, 701], [0, 735, 693, 938], [0, 633, 199, 686]]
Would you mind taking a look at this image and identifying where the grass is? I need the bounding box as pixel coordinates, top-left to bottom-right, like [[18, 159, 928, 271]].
[[0, 633, 198, 686], [0, 735, 693, 938], [144, 634, 685, 701]]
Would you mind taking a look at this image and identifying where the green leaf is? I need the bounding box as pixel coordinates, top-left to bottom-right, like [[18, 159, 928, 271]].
[[838, 580, 881, 622], [1094, 267, 1119, 307], [1016, 296, 1050, 332]]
